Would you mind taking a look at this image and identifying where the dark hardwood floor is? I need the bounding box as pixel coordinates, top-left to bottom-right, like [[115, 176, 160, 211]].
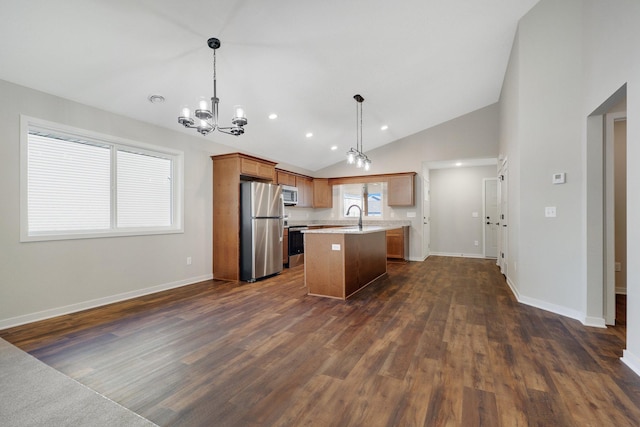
[[2, 257, 639, 426]]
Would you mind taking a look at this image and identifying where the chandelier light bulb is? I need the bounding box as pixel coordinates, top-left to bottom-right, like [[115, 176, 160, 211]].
[[181, 106, 191, 118], [234, 105, 246, 120], [347, 149, 356, 164], [198, 98, 208, 111]]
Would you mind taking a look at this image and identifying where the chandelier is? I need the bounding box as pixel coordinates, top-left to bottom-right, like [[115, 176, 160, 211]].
[[178, 37, 247, 136], [346, 94, 371, 170]]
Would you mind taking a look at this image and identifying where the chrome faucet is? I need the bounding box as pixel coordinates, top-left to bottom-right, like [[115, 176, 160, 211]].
[[346, 204, 363, 230]]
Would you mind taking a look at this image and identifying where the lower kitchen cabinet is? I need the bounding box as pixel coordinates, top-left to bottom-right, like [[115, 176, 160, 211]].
[[283, 228, 289, 266], [386, 226, 409, 260]]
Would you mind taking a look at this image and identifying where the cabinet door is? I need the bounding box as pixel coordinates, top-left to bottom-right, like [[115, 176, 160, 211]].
[[386, 229, 404, 259], [283, 228, 289, 265], [277, 170, 296, 186], [387, 175, 415, 206], [312, 178, 333, 208], [295, 176, 313, 207], [241, 157, 275, 181]]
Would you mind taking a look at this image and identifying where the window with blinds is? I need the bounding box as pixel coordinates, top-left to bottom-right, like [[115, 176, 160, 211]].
[[21, 116, 183, 241]]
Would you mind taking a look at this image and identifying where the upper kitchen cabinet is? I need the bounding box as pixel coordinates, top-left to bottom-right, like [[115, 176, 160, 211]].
[[387, 173, 416, 207], [276, 169, 296, 186], [312, 178, 332, 208], [240, 155, 276, 181], [295, 176, 313, 207]]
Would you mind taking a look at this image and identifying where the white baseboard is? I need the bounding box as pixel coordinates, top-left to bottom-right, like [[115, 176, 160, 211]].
[[622, 350, 640, 377], [0, 274, 213, 330], [429, 252, 485, 259], [502, 274, 606, 328]]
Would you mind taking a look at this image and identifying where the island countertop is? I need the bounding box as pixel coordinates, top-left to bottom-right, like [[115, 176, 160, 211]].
[[301, 225, 401, 235]]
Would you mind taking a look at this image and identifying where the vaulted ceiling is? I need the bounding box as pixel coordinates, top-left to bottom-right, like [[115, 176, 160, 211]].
[[0, 0, 539, 171]]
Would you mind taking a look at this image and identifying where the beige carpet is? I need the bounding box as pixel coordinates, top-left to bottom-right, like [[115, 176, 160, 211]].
[[0, 338, 157, 426]]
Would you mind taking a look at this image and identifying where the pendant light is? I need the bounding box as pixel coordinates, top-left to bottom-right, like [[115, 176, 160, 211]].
[[346, 94, 371, 170]]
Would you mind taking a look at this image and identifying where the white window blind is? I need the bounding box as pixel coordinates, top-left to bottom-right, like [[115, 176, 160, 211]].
[[27, 135, 111, 233], [21, 117, 183, 241], [117, 150, 172, 228]]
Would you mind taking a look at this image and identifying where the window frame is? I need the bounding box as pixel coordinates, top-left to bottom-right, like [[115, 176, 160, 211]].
[[341, 183, 384, 219], [20, 115, 184, 242]]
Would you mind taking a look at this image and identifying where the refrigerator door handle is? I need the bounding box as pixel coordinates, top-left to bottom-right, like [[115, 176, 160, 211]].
[[279, 194, 284, 242]]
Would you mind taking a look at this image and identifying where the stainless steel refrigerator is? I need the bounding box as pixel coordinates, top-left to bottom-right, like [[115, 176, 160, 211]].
[[240, 182, 284, 282]]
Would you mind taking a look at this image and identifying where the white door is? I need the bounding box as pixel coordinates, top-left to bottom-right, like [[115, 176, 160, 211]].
[[423, 175, 431, 259], [498, 162, 508, 274], [483, 178, 498, 258]]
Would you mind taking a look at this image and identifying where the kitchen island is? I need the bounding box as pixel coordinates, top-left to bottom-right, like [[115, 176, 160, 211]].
[[302, 226, 399, 299]]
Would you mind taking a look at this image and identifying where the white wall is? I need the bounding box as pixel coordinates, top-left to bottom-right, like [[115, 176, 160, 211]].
[[430, 165, 497, 257], [499, 0, 640, 375], [0, 79, 233, 328], [316, 103, 500, 178]]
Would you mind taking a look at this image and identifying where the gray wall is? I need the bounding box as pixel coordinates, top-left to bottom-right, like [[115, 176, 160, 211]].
[[430, 166, 497, 257], [0, 79, 229, 328], [499, 0, 640, 373]]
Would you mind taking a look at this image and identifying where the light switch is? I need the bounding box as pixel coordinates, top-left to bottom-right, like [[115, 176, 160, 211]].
[[472, 212, 479, 218], [545, 206, 556, 217], [331, 244, 341, 251], [407, 212, 416, 218], [552, 172, 566, 184]]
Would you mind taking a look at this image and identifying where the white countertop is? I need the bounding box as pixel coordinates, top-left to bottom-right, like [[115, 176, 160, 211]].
[[301, 225, 400, 235]]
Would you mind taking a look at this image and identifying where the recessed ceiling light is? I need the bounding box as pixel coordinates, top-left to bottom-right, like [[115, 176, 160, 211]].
[[455, 162, 463, 167], [306, 132, 313, 138], [330, 145, 338, 151], [268, 113, 278, 120], [380, 125, 388, 131], [148, 94, 165, 104]]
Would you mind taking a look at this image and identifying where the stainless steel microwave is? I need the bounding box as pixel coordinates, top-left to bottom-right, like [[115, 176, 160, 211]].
[[281, 185, 298, 206]]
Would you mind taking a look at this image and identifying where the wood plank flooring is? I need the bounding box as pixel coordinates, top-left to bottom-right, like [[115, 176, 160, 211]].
[[2, 256, 639, 426]]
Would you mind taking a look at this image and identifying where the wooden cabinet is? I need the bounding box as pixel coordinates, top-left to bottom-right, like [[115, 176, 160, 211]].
[[387, 174, 415, 207], [211, 153, 277, 281], [312, 178, 333, 208], [276, 170, 296, 186], [386, 226, 410, 260], [240, 156, 276, 181], [295, 176, 313, 207]]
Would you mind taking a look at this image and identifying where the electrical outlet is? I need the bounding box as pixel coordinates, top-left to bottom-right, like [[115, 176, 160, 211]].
[[615, 262, 622, 272], [186, 257, 192, 265], [474, 240, 479, 246], [545, 206, 556, 217]]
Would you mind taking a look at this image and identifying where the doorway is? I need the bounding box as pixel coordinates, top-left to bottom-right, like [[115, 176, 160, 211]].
[[483, 178, 498, 258], [497, 160, 508, 274], [422, 174, 431, 259], [605, 112, 627, 325], [585, 83, 626, 329]]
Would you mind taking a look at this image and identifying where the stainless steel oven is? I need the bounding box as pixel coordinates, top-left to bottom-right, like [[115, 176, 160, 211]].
[[287, 226, 307, 267]]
